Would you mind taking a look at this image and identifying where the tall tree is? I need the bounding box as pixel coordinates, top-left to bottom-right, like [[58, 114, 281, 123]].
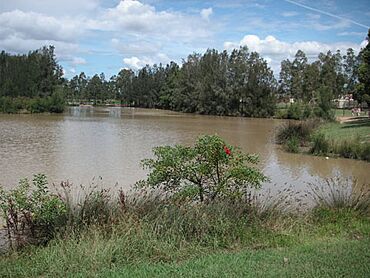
[[356, 29, 370, 107]]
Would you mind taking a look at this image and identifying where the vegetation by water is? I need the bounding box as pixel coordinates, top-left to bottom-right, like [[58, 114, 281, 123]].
[[310, 119, 370, 161], [277, 117, 370, 161], [0, 136, 369, 277], [0, 92, 65, 114], [0, 46, 66, 113]]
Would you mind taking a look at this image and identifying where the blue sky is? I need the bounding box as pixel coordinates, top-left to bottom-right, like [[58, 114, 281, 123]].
[[0, 0, 369, 78]]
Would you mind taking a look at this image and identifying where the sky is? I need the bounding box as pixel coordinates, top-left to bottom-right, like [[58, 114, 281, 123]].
[[0, 0, 369, 79]]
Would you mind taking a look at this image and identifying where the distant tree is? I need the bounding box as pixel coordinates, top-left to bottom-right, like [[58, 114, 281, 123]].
[[0, 46, 63, 99], [86, 74, 104, 104], [356, 29, 370, 107], [116, 68, 135, 105], [343, 48, 359, 94]]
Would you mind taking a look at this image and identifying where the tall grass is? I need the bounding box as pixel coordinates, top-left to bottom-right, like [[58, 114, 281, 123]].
[[276, 119, 320, 152], [307, 177, 370, 215], [310, 133, 370, 161], [1, 176, 369, 260]]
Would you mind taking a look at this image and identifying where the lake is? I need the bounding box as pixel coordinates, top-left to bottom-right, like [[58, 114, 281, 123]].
[[0, 107, 368, 192]]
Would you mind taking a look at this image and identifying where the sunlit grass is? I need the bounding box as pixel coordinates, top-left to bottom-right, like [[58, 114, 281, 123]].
[[317, 120, 370, 143]]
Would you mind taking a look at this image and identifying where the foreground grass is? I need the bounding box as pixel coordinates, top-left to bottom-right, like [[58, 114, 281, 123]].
[[1, 208, 369, 277], [105, 239, 370, 278]]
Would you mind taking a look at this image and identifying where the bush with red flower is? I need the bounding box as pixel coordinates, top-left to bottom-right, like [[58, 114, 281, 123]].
[[137, 134, 267, 202]]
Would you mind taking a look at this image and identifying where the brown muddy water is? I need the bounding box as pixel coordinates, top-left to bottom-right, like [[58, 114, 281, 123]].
[[0, 107, 369, 192]]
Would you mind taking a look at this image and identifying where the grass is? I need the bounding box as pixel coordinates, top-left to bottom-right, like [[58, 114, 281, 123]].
[[316, 119, 370, 143], [334, 108, 355, 117], [310, 118, 370, 161], [104, 239, 370, 278], [1, 169, 370, 277], [276, 117, 370, 160], [1, 179, 370, 277], [0, 210, 368, 277]]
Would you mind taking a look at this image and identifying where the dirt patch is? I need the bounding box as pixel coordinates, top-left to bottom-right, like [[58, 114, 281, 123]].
[[336, 116, 368, 124]]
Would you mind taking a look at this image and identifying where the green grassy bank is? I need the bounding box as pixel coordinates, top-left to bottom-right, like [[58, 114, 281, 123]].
[[277, 117, 370, 161], [0, 207, 369, 277], [317, 119, 370, 142]]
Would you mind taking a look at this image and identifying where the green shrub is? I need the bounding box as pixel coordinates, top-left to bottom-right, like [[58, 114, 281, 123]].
[[310, 133, 330, 155], [0, 94, 65, 114], [336, 140, 359, 159], [331, 139, 370, 161], [285, 136, 299, 153], [0, 174, 67, 248], [287, 103, 302, 120], [275, 108, 288, 119], [137, 134, 268, 202], [48, 91, 65, 113], [276, 119, 319, 145]]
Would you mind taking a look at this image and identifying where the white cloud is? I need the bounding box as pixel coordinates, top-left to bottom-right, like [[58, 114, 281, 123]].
[[254, 3, 265, 9], [0, 35, 79, 58], [123, 53, 171, 70], [0, 0, 214, 75], [123, 56, 150, 70], [200, 8, 213, 21], [0, 10, 82, 42], [0, 0, 100, 16], [95, 0, 212, 41], [224, 34, 366, 74], [0, 9, 85, 71], [225, 34, 364, 57]]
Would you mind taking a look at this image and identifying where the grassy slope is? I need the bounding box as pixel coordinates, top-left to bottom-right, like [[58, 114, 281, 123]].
[[318, 118, 370, 143]]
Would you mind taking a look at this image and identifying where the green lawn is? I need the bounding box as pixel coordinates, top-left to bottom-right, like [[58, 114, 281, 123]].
[[1, 239, 369, 278], [105, 239, 370, 278], [318, 118, 370, 143]]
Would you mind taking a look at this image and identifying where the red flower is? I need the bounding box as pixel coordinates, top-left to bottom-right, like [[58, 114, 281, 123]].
[[224, 145, 231, 156]]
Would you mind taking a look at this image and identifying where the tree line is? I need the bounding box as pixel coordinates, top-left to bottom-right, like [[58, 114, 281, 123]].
[[0, 46, 65, 113], [1, 29, 369, 116], [67, 47, 277, 117], [277, 29, 370, 118]]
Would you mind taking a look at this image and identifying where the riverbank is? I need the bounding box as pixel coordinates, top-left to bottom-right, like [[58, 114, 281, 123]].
[[1, 174, 369, 277], [1, 200, 369, 277], [277, 117, 370, 161], [0, 95, 65, 114]]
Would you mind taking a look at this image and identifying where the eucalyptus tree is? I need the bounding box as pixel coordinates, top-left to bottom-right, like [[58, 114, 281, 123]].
[[356, 29, 370, 106]]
